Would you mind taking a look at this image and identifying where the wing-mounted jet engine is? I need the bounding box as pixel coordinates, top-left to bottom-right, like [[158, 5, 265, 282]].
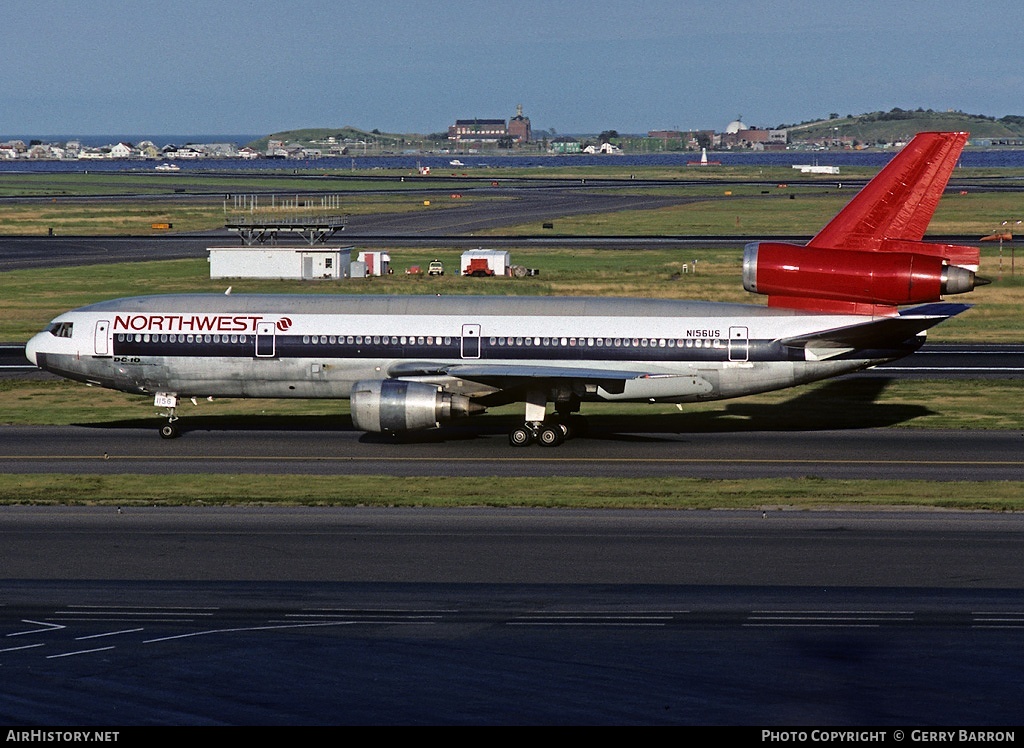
[[350, 379, 482, 433]]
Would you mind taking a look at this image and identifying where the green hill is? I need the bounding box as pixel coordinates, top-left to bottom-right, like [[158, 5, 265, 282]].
[[246, 127, 440, 152], [783, 109, 1024, 144]]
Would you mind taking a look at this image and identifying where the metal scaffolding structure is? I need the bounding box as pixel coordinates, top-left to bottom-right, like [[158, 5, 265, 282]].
[[224, 194, 348, 245]]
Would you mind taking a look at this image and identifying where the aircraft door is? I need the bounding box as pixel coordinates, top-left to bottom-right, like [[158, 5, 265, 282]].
[[728, 326, 749, 362], [94, 320, 110, 355], [461, 324, 481, 359], [255, 321, 276, 358]]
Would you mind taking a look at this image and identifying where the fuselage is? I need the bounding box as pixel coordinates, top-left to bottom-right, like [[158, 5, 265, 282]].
[[26, 293, 918, 405]]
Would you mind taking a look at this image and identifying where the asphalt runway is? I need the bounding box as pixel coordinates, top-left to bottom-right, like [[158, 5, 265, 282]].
[[2, 507, 1024, 725], [1, 423, 1022, 481]]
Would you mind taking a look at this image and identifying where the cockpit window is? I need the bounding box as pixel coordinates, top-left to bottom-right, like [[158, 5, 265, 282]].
[[49, 322, 74, 338]]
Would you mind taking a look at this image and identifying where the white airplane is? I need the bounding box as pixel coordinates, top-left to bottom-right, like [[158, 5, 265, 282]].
[[26, 132, 985, 445]]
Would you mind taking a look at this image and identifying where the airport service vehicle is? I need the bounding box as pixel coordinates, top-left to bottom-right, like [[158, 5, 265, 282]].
[[428, 260, 444, 276], [26, 132, 984, 446]]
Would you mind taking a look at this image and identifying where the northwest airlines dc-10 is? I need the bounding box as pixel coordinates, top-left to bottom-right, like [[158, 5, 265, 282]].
[[26, 132, 986, 446]]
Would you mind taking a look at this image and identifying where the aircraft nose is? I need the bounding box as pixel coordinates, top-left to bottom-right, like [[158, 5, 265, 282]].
[[25, 332, 43, 366]]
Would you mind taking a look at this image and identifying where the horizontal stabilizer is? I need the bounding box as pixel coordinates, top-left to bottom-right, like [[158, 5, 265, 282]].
[[898, 302, 974, 318], [780, 304, 970, 356]]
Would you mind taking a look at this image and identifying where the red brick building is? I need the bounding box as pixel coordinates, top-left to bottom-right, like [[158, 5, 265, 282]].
[[507, 104, 531, 143], [447, 118, 508, 145], [448, 106, 532, 146]]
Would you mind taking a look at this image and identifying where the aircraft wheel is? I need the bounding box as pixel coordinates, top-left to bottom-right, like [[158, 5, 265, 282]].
[[537, 425, 564, 447], [159, 423, 180, 440], [546, 416, 575, 439], [508, 425, 534, 447]]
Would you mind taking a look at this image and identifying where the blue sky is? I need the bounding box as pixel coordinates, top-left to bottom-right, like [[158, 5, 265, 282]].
[[3, 0, 1022, 137]]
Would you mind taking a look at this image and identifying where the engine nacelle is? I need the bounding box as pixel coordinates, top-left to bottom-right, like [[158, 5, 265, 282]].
[[743, 242, 979, 308], [350, 379, 478, 433]]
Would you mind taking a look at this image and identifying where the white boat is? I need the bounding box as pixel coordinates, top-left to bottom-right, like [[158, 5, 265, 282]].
[[449, 159, 465, 167], [155, 163, 180, 172]]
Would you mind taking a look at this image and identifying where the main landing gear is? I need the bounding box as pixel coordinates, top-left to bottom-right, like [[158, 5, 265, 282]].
[[508, 390, 586, 447], [508, 416, 588, 447], [509, 419, 569, 447]]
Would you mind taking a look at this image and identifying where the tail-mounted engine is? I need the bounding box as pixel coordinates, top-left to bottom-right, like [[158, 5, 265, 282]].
[[743, 241, 982, 315], [350, 379, 481, 433]]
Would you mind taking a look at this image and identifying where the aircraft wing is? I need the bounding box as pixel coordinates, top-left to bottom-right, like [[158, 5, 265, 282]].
[[807, 131, 968, 250], [779, 302, 971, 360]]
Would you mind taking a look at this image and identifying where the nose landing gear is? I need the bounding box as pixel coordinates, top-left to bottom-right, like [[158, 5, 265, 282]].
[[155, 391, 181, 439], [159, 416, 180, 439]]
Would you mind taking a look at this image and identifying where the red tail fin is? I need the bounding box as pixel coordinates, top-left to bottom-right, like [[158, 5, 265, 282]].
[[808, 131, 969, 250]]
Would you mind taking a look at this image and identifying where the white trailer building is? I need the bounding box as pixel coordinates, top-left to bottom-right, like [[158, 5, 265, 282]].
[[208, 247, 352, 280], [461, 249, 511, 276]]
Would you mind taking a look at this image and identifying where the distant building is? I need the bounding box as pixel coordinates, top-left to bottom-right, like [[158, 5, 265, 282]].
[[719, 118, 788, 149], [109, 142, 134, 159], [725, 117, 748, 134], [27, 144, 64, 159], [137, 141, 160, 159], [549, 137, 581, 154], [508, 104, 531, 143], [582, 142, 623, 155], [163, 145, 202, 159], [448, 118, 508, 146], [209, 247, 352, 280], [78, 148, 108, 160], [200, 143, 241, 158]]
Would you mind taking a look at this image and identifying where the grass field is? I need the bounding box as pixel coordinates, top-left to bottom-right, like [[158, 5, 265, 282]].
[[0, 473, 1021, 510], [0, 192, 483, 235]]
